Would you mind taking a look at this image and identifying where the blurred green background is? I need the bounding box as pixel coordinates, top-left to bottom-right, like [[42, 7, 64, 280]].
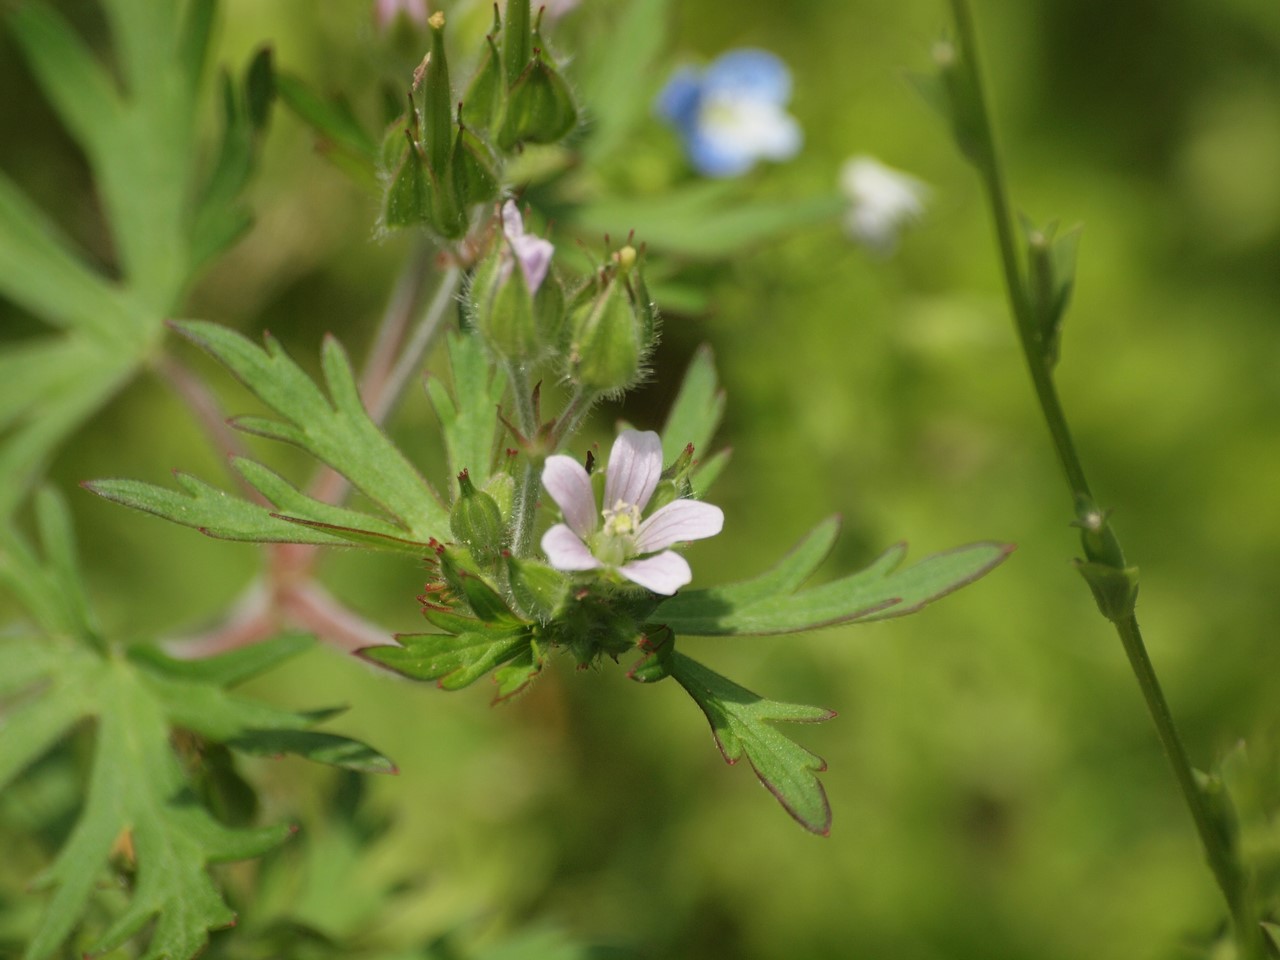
[[3, 0, 1280, 957]]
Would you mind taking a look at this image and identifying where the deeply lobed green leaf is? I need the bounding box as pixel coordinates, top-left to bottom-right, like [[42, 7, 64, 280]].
[[656, 521, 1012, 635], [670, 652, 835, 834], [174, 322, 451, 541], [1, 495, 395, 959]]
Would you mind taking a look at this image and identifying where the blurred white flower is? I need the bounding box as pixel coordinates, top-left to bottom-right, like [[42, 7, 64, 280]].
[[840, 156, 928, 255]]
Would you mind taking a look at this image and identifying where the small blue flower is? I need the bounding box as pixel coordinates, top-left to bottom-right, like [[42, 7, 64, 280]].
[[656, 49, 802, 178]]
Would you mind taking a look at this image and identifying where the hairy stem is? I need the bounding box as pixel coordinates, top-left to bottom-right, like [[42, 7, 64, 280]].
[[505, 360, 540, 557], [946, 0, 1257, 953], [551, 386, 598, 447]]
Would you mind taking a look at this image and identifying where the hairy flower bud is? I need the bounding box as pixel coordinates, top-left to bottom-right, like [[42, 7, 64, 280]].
[[470, 202, 563, 362], [450, 470, 506, 565], [566, 246, 650, 393]]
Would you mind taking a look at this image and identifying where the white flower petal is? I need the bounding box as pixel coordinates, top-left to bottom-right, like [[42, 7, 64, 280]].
[[635, 499, 724, 553], [838, 156, 928, 254], [541, 524, 602, 572], [619, 551, 692, 595], [541, 455, 598, 538], [604, 430, 664, 512]]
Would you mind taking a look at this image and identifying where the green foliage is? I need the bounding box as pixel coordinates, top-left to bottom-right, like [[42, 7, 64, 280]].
[[89, 322, 453, 548], [669, 653, 835, 834], [570, 185, 846, 258], [660, 344, 727, 482], [576, 0, 671, 162], [656, 521, 1012, 635], [0, 0, 271, 517], [427, 331, 509, 495], [0, 492, 393, 959]]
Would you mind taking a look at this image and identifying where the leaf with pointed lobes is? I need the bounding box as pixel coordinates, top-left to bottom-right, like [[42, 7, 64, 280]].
[[360, 629, 531, 690], [655, 518, 1012, 636], [669, 652, 835, 834]]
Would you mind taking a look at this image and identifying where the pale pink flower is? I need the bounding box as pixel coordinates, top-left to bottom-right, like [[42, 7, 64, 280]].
[[540, 430, 723, 594], [374, 0, 428, 32], [500, 200, 554, 294]]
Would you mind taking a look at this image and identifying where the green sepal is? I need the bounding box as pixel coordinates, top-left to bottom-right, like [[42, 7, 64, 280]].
[[1193, 767, 1242, 866], [626, 626, 675, 683], [492, 638, 546, 701], [500, 0, 532, 91], [437, 546, 519, 623], [1073, 493, 1127, 569], [1022, 217, 1080, 369], [486, 472, 516, 523], [1073, 559, 1139, 624], [498, 51, 578, 149], [419, 13, 454, 175], [928, 36, 990, 171], [471, 244, 540, 361], [462, 30, 503, 133], [568, 270, 641, 393], [669, 652, 835, 835], [384, 133, 435, 228], [360, 629, 531, 690], [506, 554, 569, 621], [451, 121, 500, 207]]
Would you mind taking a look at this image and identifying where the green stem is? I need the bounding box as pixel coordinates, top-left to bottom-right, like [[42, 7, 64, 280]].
[[506, 360, 540, 557], [947, 1, 1258, 953], [551, 386, 598, 447]]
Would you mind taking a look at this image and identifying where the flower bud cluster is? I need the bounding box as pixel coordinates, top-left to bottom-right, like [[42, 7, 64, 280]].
[[382, 1, 578, 239]]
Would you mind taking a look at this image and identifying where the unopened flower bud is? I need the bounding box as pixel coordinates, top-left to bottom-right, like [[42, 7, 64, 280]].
[[470, 202, 563, 361], [483, 471, 516, 523], [450, 470, 506, 565], [566, 247, 650, 393]]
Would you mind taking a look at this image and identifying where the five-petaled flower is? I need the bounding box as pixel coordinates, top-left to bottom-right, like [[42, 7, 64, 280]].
[[541, 430, 723, 595], [655, 49, 802, 178], [839, 155, 928, 255], [500, 200, 554, 294]]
